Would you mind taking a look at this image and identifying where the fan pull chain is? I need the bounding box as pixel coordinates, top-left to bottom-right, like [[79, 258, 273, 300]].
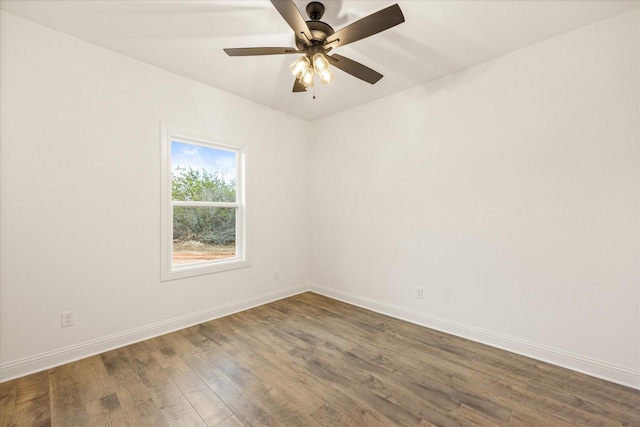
[[313, 83, 316, 100]]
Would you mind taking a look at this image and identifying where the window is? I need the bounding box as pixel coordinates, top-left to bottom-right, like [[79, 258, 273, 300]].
[[161, 125, 248, 280]]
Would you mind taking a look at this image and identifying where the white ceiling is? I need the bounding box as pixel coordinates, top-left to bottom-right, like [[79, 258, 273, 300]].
[[1, 0, 638, 121]]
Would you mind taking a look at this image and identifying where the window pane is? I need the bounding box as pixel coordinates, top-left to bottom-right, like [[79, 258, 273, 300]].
[[173, 206, 236, 265], [171, 141, 236, 202]]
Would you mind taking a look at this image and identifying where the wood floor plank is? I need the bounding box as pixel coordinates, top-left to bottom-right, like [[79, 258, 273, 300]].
[[2, 292, 639, 426], [0, 369, 51, 426], [100, 345, 170, 427], [49, 359, 95, 425], [151, 335, 234, 426], [190, 362, 277, 427], [0, 377, 18, 426], [214, 415, 246, 427], [128, 341, 208, 427], [507, 406, 585, 427], [49, 355, 118, 426], [456, 403, 510, 426], [83, 392, 128, 427]]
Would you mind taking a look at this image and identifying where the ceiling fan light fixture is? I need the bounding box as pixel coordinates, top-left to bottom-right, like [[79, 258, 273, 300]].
[[290, 55, 310, 78], [312, 53, 330, 72], [300, 66, 315, 87], [318, 67, 335, 85]]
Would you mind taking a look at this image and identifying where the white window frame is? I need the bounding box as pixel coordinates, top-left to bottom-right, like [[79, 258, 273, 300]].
[[160, 124, 249, 281]]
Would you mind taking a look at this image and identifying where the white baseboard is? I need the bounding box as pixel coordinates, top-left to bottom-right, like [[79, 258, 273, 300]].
[[309, 283, 640, 391], [0, 284, 310, 383]]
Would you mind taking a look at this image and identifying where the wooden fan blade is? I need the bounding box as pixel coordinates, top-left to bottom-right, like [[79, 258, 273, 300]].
[[325, 4, 404, 49], [224, 47, 301, 56], [327, 54, 383, 84], [270, 0, 313, 46], [292, 79, 307, 92]]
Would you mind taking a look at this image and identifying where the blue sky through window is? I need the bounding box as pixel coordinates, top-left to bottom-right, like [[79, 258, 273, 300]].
[[171, 140, 237, 183]]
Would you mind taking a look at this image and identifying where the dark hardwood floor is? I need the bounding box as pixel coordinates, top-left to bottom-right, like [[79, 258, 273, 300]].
[[2, 292, 639, 426]]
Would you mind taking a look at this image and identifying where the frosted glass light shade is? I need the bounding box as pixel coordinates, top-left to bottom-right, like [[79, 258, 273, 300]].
[[318, 68, 335, 85], [312, 53, 330, 73], [290, 56, 310, 78], [300, 66, 315, 87]]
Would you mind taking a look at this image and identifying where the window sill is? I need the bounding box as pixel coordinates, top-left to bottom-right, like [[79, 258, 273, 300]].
[[161, 259, 251, 281]]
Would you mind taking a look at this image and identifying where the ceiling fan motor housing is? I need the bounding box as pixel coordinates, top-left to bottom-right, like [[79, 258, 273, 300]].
[[295, 20, 335, 50], [294, 2, 335, 50]]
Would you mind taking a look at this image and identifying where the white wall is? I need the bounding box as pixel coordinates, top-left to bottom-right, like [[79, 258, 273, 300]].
[[0, 12, 310, 380], [309, 9, 639, 388]]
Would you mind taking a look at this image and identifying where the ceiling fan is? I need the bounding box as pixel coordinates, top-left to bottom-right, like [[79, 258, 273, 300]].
[[224, 0, 405, 93]]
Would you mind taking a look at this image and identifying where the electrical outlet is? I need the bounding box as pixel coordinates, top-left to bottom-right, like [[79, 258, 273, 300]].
[[61, 311, 74, 328], [274, 270, 279, 280], [416, 287, 423, 299]]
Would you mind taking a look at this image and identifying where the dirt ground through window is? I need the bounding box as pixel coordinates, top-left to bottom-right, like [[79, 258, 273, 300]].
[[173, 240, 235, 264]]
